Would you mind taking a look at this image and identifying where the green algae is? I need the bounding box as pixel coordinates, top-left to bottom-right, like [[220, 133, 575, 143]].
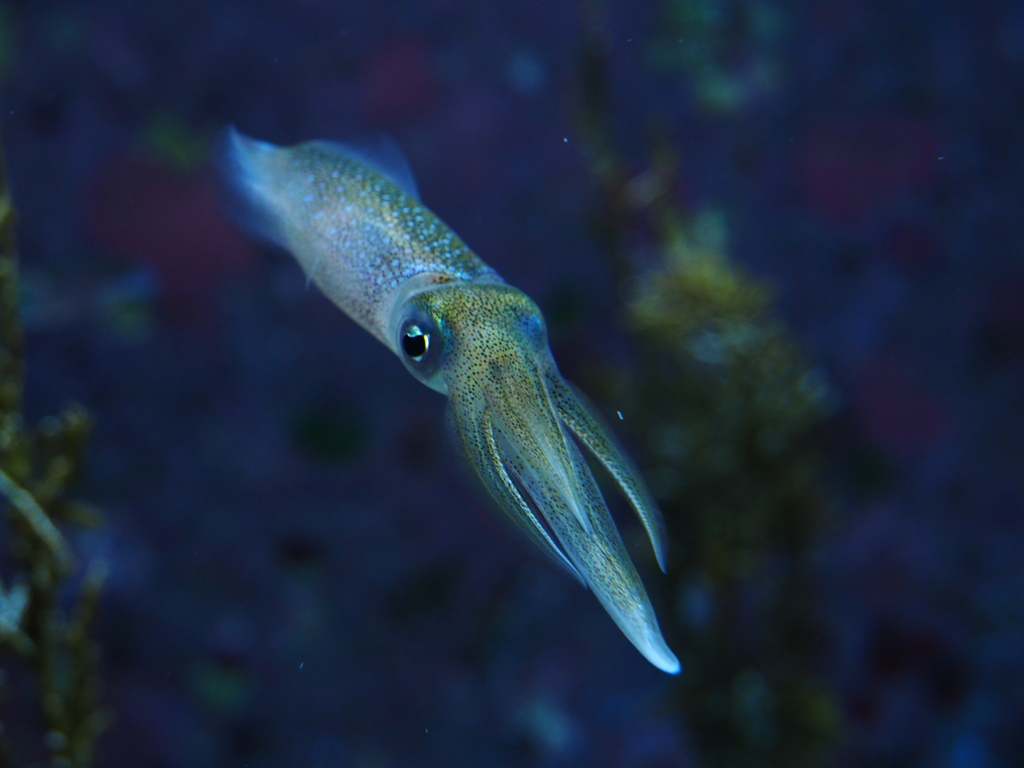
[[575, 2, 841, 764], [0, 124, 108, 768], [622, 209, 840, 767]]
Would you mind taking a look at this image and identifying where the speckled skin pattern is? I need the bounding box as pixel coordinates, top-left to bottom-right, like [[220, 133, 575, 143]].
[[226, 131, 679, 673], [226, 129, 498, 349]]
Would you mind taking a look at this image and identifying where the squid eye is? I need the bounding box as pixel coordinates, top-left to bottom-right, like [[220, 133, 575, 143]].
[[397, 314, 444, 380], [402, 326, 430, 361]]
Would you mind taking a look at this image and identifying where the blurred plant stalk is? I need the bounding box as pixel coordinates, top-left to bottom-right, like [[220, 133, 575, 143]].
[[0, 123, 109, 768], [575, 2, 841, 765]]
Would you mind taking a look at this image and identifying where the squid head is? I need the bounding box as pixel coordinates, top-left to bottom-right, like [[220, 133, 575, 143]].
[[392, 280, 680, 674]]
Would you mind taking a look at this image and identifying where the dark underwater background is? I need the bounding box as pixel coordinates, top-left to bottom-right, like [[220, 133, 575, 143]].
[[0, 0, 1022, 766]]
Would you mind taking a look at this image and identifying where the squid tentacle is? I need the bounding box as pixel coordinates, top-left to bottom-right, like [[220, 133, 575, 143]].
[[492, 360, 596, 537], [522, 413, 682, 675], [549, 373, 670, 573], [477, 409, 585, 583]]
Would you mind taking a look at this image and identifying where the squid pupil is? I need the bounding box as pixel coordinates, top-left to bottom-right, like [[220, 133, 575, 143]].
[[403, 328, 429, 360]]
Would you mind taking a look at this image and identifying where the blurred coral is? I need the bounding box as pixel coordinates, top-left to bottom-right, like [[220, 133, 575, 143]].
[[797, 117, 943, 226], [851, 361, 949, 462], [86, 150, 257, 317], [362, 35, 439, 125]]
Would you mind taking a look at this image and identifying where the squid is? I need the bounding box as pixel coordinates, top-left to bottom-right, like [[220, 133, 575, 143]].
[[222, 129, 680, 674]]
